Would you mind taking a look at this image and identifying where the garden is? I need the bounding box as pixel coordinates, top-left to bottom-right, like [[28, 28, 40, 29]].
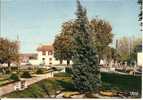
[[0, 0, 142, 99], [2, 71, 141, 98], [0, 66, 59, 86]]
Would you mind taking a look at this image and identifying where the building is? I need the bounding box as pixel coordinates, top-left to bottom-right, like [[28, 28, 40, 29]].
[[137, 52, 143, 67], [20, 53, 37, 65], [36, 45, 58, 65], [28, 44, 67, 66]]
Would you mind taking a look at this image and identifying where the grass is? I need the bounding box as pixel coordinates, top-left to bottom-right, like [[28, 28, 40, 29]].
[[0, 79, 14, 86], [54, 72, 141, 94], [3, 77, 73, 98], [54, 72, 71, 77], [3, 72, 142, 98], [0, 74, 14, 86], [101, 72, 141, 94]]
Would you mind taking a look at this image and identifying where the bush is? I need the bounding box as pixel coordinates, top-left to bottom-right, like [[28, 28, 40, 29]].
[[54, 72, 71, 77], [36, 68, 44, 74], [101, 72, 141, 94], [51, 67, 62, 71], [5, 69, 11, 74], [10, 73, 20, 81], [28, 67, 33, 70], [11, 67, 18, 72], [84, 93, 98, 98], [21, 71, 32, 78], [65, 67, 72, 74]]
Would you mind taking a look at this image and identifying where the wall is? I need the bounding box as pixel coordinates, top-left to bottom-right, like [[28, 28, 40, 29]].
[[29, 51, 70, 66], [137, 52, 143, 66]]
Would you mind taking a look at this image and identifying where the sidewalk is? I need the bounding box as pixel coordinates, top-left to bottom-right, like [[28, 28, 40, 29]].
[[0, 72, 53, 97]]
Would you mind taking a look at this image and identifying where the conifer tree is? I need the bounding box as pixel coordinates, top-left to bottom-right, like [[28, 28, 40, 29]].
[[72, 0, 101, 93]]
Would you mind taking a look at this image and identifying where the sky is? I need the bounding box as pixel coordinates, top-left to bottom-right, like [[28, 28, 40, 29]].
[[1, 0, 141, 53]]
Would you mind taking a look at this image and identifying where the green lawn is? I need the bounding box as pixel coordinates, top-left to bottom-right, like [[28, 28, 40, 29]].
[[0, 74, 14, 86], [0, 79, 14, 86], [3, 77, 73, 98], [101, 72, 142, 94], [3, 72, 142, 98]]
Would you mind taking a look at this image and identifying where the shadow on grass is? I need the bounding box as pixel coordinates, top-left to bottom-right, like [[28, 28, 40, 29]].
[[101, 72, 142, 94], [56, 80, 76, 91]]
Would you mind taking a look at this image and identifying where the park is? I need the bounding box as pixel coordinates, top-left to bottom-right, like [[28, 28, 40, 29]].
[[0, 0, 142, 99]]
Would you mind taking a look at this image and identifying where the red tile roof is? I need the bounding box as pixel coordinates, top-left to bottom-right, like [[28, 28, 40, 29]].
[[37, 45, 54, 52]]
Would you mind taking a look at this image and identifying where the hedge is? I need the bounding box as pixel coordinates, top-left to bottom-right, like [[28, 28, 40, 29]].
[[101, 72, 141, 93]]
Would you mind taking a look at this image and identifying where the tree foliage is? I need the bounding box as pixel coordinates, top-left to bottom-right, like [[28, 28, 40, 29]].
[[117, 37, 130, 61], [90, 18, 113, 59], [102, 46, 118, 62], [54, 18, 113, 64], [129, 38, 142, 62], [0, 37, 19, 68], [117, 37, 142, 63], [53, 22, 75, 65], [72, 0, 101, 93], [138, 0, 142, 31]]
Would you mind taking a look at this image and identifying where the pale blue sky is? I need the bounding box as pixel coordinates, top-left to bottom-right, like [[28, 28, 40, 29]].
[[1, 0, 141, 53]]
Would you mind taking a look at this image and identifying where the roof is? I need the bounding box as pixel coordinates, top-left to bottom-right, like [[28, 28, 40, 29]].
[[20, 53, 37, 56], [37, 45, 54, 52], [20, 53, 37, 59]]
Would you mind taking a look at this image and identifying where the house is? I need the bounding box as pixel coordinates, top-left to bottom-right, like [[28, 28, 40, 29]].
[[20, 53, 37, 65], [36, 45, 58, 65], [28, 44, 67, 66]]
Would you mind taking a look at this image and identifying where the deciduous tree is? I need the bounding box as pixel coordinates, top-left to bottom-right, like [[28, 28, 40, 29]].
[[90, 18, 113, 60], [0, 37, 19, 71], [138, 0, 142, 31]]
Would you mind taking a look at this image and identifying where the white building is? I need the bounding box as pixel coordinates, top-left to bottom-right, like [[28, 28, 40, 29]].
[[29, 45, 67, 66], [137, 52, 143, 67], [20, 53, 37, 65]]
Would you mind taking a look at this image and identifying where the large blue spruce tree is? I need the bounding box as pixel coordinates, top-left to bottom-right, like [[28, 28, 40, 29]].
[[72, 0, 101, 93]]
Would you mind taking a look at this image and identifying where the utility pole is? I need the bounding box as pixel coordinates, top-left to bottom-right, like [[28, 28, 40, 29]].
[[16, 34, 21, 77]]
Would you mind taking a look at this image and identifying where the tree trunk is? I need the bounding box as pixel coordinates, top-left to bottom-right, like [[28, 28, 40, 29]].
[[67, 60, 70, 66], [8, 61, 11, 73], [60, 59, 63, 64], [17, 63, 20, 78]]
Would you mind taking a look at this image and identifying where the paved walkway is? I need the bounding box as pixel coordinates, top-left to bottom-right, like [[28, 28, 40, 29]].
[[0, 72, 53, 97]]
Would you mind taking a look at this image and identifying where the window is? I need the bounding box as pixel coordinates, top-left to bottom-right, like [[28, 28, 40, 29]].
[[48, 51, 53, 55], [42, 58, 45, 65], [42, 51, 46, 55]]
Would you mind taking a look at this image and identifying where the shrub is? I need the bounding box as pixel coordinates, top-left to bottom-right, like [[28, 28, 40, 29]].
[[51, 67, 58, 71], [36, 68, 44, 74], [28, 67, 33, 70], [54, 72, 71, 77], [84, 93, 98, 98], [21, 71, 32, 78], [11, 67, 18, 72], [5, 69, 11, 74], [101, 72, 141, 94], [65, 67, 72, 74], [10, 73, 20, 81]]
